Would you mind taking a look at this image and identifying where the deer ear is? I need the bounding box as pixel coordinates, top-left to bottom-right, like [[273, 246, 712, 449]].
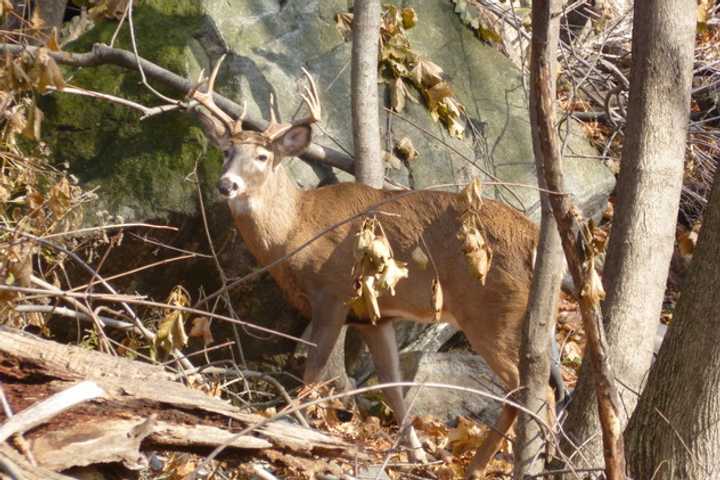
[[195, 108, 232, 150], [275, 125, 311, 158]]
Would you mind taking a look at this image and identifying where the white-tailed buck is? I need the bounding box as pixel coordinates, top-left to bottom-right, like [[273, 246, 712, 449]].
[[193, 63, 563, 479]]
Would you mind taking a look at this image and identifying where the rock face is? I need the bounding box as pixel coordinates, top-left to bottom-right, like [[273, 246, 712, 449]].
[[41, 1, 614, 362], [399, 352, 504, 424]]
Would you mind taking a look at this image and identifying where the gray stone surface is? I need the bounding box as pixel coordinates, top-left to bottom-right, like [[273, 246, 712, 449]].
[[400, 351, 504, 424]]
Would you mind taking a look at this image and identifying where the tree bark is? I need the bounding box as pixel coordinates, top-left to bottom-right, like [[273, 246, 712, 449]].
[[35, 0, 67, 32], [514, 1, 564, 476], [625, 168, 720, 479], [350, 0, 384, 189], [529, 1, 627, 478], [559, 0, 696, 471], [514, 196, 564, 478]]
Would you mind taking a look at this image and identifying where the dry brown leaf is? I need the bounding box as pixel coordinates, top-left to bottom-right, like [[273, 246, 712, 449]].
[[458, 220, 493, 285], [153, 286, 190, 359], [580, 267, 605, 303], [334, 11, 353, 41], [21, 104, 42, 141], [431, 277, 443, 321], [189, 316, 214, 345], [448, 416, 486, 455], [349, 217, 408, 324], [376, 258, 408, 296], [383, 150, 403, 169], [463, 177, 484, 211], [678, 225, 699, 258], [411, 57, 444, 88], [395, 136, 418, 162], [401, 7, 417, 29], [425, 81, 454, 112]]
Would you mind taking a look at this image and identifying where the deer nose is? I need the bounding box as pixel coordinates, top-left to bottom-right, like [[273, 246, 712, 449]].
[[217, 177, 237, 197]]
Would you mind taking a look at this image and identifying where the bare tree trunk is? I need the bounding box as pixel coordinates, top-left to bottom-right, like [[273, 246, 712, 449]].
[[514, 1, 564, 476], [529, 1, 627, 477], [626, 168, 720, 479], [316, 0, 384, 393], [514, 196, 563, 478], [351, 0, 383, 189], [35, 0, 67, 32], [559, 0, 696, 472]]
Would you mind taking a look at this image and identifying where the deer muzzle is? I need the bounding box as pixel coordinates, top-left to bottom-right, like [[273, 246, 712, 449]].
[[217, 174, 246, 199]]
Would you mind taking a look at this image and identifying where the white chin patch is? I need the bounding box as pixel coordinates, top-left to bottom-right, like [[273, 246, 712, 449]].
[[228, 195, 259, 215]]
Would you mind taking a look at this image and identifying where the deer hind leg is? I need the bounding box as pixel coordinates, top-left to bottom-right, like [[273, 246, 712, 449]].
[[462, 327, 522, 478], [354, 321, 427, 463]]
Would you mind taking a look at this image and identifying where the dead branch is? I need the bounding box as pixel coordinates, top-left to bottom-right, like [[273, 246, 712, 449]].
[[0, 326, 352, 473], [529, 1, 626, 479]]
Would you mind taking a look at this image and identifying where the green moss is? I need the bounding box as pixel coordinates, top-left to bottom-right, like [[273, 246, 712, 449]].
[[41, 0, 219, 221]]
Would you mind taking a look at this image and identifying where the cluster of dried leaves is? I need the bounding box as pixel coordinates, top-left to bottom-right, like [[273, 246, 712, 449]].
[[348, 217, 408, 324], [336, 6, 466, 138], [458, 178, 494, 285], [0, 19, 88, 327]]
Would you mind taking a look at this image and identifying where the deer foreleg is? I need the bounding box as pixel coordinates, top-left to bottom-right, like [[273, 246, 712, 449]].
[[355, 321, 427, 463], [304, 297, 352, 392]]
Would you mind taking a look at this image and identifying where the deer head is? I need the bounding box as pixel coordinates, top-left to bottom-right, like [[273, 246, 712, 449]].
[[192, 58, 321, 213]]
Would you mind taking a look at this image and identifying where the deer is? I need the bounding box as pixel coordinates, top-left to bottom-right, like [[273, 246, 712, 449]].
[[191, 62, 565, 479]]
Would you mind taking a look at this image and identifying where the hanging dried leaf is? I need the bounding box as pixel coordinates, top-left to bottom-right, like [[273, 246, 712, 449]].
[[334, 12, 353, 41], [431, 278, 443, 321], [401, 7, 417, 29], [410, 58, 444, 88], [46, 28, 61, 51], [153, 286, 190, 359], [458, 219, 493, 285], [376, 259, 408, 296], [425, 81, 454, 113], [34, 48, 65, 92], [395, 136, 418, 162], [189, 317, 214, 345], [21, 104, 43, 141], [0, 0, 14, 17], [349, 217, 408, 324], [337, 5, 465, 137], [390, 77, 408, 112], [383, 150, 403, 170], [361, 275, 382, 323], [462, 177, 484, 211], [581, 267, 606, 303]]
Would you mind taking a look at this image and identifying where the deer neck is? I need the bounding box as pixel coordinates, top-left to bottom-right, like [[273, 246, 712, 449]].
[[228, 164, 301, 263]]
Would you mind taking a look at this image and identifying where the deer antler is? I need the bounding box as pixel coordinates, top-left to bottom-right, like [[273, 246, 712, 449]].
[[263, 68, 322, 140], [293, 68, 322, 127], [190, 54, 244, 136]]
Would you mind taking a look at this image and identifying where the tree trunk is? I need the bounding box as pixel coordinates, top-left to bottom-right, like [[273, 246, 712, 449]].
[[35, 0, 67, 32], [514, 0, 564, 476], [625, 168, 720, 479], [514, 196, 564, 478], [559, 0, 696, 471], [350, 0, 383, 189], [530, 0, 628, 476]]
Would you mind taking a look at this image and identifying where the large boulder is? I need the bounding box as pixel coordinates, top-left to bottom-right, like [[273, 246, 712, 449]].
[[41, 0, 614, 361]]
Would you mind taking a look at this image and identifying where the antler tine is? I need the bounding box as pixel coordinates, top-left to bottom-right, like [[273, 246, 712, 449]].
[[191, 54, 241, 135], [294, 67, 322, 126]]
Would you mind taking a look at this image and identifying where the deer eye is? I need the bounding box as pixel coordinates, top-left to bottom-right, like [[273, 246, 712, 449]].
[[257, 153, 269, 162]]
